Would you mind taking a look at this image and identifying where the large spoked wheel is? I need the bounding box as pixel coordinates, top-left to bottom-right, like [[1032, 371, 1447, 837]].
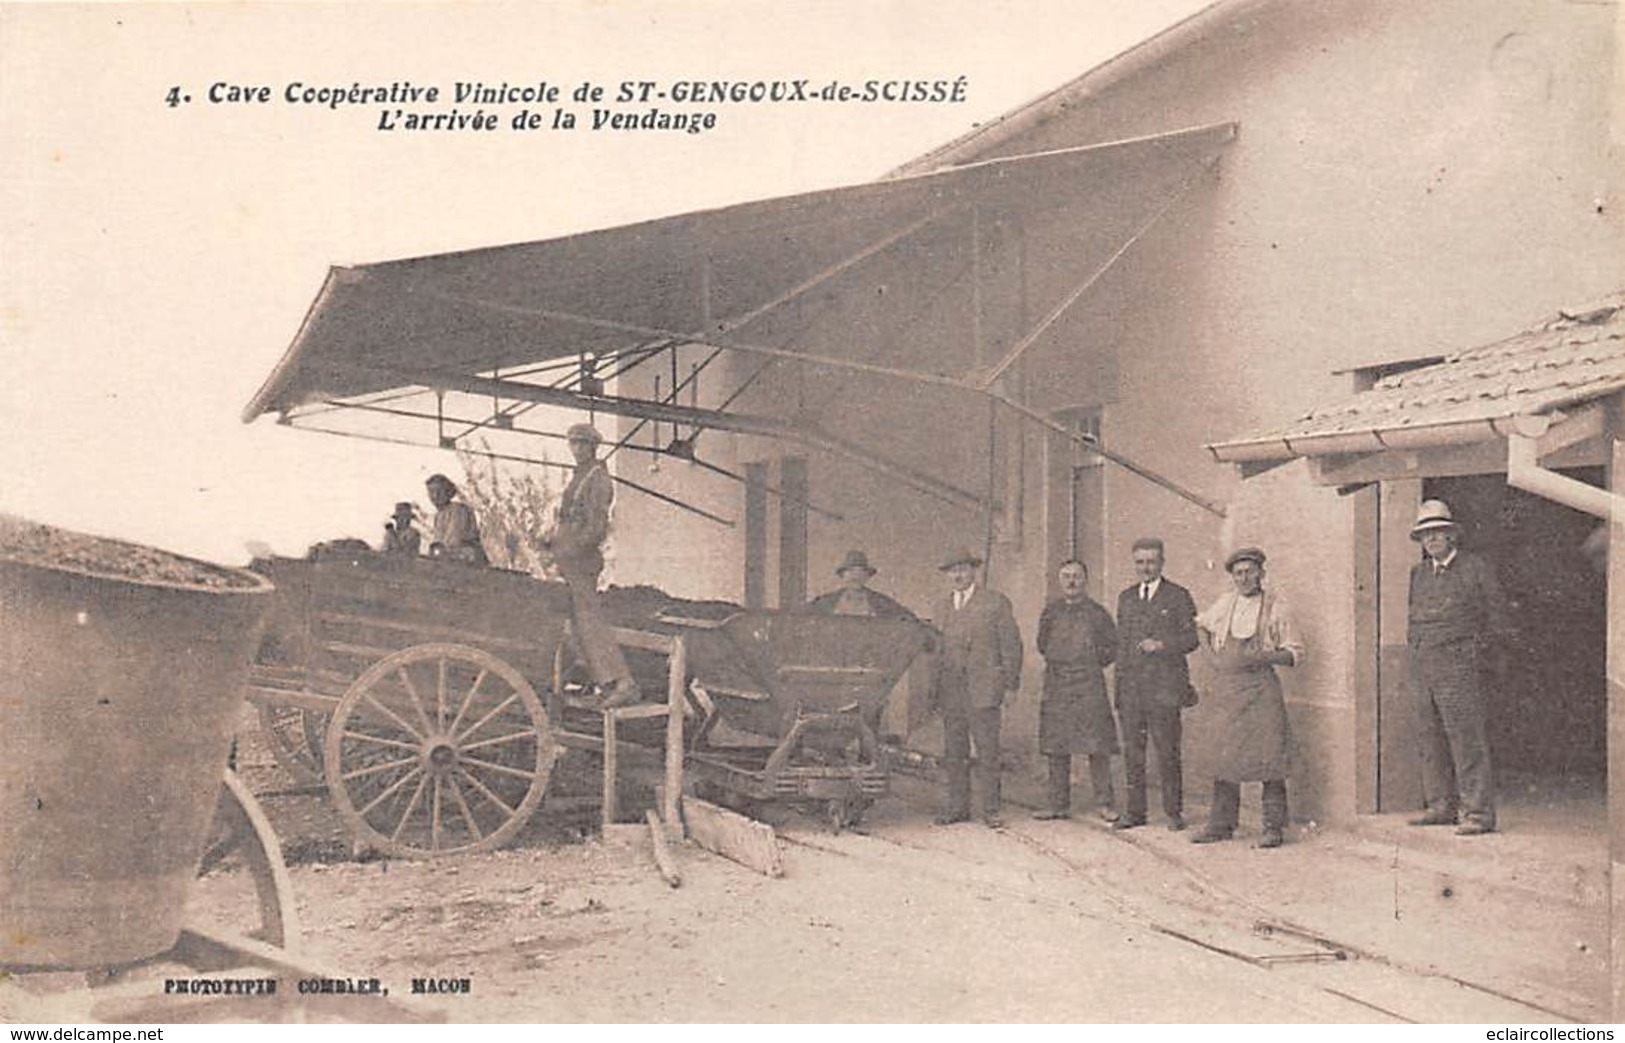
[[256, 701, 323, 786], [324, 643, 556, 858]]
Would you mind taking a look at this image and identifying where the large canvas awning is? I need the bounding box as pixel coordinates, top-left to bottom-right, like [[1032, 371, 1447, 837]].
[[245, 121, 1238, 520]]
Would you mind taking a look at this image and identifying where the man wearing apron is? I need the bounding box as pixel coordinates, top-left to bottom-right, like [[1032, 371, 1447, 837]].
[[1191, 547, 1306, 849]]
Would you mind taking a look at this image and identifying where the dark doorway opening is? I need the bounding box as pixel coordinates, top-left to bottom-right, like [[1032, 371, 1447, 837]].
[[1423, 473, 1608, 803]]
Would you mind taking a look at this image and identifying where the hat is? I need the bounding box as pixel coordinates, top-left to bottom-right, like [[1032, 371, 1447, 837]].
[[426, 473, 457, 492], [1409, 499, 1460, 540], [939, 547, 984, 571], [835, 550, 877, 576], [1224, 546, 1267, 572], [392, 501, 415, 516], [566, 423, 604, 445]]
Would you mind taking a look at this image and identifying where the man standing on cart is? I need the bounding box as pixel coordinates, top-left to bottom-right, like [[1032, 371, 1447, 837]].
[[546, 422, 639, 708]]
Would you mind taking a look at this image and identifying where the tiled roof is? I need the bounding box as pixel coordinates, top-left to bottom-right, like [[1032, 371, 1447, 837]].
[[1209, 291, 1625, 460]]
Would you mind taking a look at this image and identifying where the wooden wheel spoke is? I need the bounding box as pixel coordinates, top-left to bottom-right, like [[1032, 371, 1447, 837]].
[[459, 754, 538, 783], [446, 775, 485, 841], [458, 766, 518, 816], [431, 777, 443, 849], [341, 730, 422, 755], [436, 657, 449, 732], [456, 691, 520, 744], [358, 764, 424, 817], [361, 692, 424, 743], [389, 773, 431, 842], [458, 730, 537, 755], [341, 755, 418, 782], [396, 665, 436, 737], [447, 669, 488, 736]]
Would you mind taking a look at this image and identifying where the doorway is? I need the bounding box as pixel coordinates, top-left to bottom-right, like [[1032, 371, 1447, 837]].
[[1423, 472, 1607, 808]]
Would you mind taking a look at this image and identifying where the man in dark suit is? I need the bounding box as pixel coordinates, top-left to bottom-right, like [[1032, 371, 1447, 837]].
[[1113, 536, 1199, 831], [932, 547, 1023, 829]]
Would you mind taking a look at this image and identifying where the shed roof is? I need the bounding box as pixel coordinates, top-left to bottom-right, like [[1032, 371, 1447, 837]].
[[1207, 292, 1625, 462]]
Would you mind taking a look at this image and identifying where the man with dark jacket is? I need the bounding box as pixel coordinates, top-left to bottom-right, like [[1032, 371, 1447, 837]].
[[1407, 499, 1507, 836], [806, 550, 917, 620], [1034, 559, 1119, 822], [1113, 537, 1199, 831], [932, 547, 1023, 829]]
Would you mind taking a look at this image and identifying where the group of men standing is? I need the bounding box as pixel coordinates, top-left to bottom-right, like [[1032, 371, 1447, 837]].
[[876, 494, 1502, 844]]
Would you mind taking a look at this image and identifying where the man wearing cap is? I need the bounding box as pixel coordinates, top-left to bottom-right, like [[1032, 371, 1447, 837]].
[[806, 550, 916, 620], [1113, 536, 1200, 832], [546, 423, 638, 708], [1406, 499, 1507, 836], [425, 475, 488, 566], [931, 547, 1023, 829], [1191, 547, 1305, 849], [381, 501, 422, 557], [1033, 559, 1119, 822]]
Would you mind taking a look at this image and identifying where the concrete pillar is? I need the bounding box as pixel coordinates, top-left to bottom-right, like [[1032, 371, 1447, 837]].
[[1610, 436, 1624, 1019]]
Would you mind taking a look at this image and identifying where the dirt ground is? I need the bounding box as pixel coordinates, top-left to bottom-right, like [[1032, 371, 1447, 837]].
[[2, 714, 1599, 1024]]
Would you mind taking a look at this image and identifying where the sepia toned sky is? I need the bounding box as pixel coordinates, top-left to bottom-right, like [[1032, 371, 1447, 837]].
[[1, 0, 1214, 564]]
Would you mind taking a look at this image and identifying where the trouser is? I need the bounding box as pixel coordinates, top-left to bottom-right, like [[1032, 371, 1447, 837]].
[[558, 556, 633, 688], [1205, 779, 1288, 835], [1410, 641, 1495, 826], [1045, 753, 1114, 814], [1119, 693, 1183, 820], [943, 702, 1002, 817]]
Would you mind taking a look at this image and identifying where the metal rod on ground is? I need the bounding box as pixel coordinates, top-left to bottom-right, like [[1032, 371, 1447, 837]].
[[646, 809, 681, 888], [665, 635, 686, 843]]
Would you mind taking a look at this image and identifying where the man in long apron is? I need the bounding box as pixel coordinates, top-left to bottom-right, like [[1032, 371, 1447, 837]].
[[1033, 559, 1119, 822], [1406, 499, 1506, 836], [1191, 547, 1305, 849]]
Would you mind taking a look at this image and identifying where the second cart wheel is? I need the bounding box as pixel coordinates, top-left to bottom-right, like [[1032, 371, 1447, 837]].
[[256, 701, 323, 786], [324, 643, 556, 858]]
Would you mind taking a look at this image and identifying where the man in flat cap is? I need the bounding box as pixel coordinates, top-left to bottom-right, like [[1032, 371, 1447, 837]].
[[381, 501, 422, 557], [1406, 499, 1507, 835], [426, 474, 488, 566], [1113, 536, 1199, 832], [546, 422, 638, 707], [806, 550, 916, 620], [1191, 547, 1304, 849], [931, 546, 1022, 828]]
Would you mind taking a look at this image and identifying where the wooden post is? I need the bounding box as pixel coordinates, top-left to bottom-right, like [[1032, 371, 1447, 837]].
[[1609, 435, 1624, 1020], [601, 709, 618, 829], [665, 635, 686, 842]]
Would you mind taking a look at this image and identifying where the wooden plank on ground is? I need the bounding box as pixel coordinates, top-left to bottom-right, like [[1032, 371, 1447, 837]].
[[681, 796, 784, 878]]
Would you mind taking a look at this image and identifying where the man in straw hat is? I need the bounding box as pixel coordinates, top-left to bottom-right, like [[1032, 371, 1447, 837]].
[[381, 501, 422, 557], [1190, 546, 1305, 849], [806, 550, 916, 620], [1406, 499, 1507, 835], [930, 546, 1023, 829], [545, 422, 639, 708]]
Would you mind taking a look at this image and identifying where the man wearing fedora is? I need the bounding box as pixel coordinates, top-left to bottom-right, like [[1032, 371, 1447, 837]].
[[1407, 498, 1507, 835], [931, 547, 1023, 829], [806, 550, 916, 620], [381, 501, 422, 557], [545, 422, 639, 708]]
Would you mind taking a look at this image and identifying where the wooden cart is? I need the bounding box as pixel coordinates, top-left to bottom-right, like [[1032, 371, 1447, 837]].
[[243, 545, 933, 858]]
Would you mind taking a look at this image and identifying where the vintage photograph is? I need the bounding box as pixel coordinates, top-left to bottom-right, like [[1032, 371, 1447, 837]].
[[2, 0, 1621, 1026]]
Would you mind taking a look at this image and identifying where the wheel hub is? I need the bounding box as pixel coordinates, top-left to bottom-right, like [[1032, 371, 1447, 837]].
[[426, 740, 458, 773]]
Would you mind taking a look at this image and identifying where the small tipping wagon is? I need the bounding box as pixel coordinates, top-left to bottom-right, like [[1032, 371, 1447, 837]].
[[242, 544, 934, 858]]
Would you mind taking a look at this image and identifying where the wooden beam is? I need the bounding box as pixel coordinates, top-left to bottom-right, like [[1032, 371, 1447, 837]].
[[682, 795, 784, 878], [646, 809, 682, 888], [664, 636, 686, 841]]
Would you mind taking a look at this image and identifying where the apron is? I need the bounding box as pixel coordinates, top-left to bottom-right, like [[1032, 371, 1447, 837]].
[[1207, 635, 1293, 782]]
